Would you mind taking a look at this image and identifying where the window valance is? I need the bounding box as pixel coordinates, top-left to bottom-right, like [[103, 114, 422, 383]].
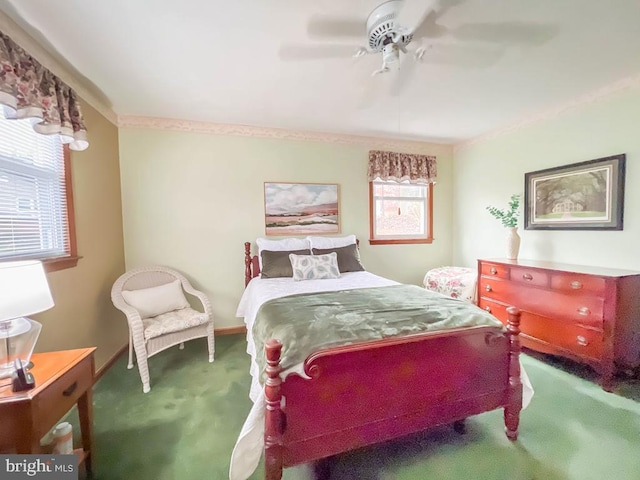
[[368, 150, 437, 185], [0, 32, 88, 151]]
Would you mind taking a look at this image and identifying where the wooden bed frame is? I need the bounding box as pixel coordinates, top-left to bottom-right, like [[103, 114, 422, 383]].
[[244, 242, 523, 480]]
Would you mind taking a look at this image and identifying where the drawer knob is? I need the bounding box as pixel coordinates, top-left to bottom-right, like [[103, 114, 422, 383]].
[[62, 381, 78, 397], [522, 273, 533, 281], [484, 306, 492, 313], [484, 284, 492, 292], [576, 335, 588, 347], [570, 281, 583, 290], [490, 267, 497, 275], [577, 307, 591, 316]]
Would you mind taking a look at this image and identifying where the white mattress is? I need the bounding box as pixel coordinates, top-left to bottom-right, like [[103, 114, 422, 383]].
[[229, 272, 533, 480]]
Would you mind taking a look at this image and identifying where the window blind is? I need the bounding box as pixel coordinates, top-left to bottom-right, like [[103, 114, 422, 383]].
[[0, 115, 69, 260]]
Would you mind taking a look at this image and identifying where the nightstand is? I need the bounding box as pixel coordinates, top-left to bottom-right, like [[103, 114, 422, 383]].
[[0, 348, 96, 476]]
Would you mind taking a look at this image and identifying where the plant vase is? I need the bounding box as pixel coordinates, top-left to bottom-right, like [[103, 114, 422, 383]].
[[506, 227, 521, 260]]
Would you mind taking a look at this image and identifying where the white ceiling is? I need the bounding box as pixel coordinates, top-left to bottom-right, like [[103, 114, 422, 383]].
[[2, 0, 640, 144]]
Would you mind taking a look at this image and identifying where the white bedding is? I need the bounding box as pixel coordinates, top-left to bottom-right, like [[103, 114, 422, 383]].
[[229, 272, 533, 480]]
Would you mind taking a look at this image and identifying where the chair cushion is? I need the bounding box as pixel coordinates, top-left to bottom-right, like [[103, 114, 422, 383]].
[[122, 279, 190, 318], [142, 307, 210, 340]]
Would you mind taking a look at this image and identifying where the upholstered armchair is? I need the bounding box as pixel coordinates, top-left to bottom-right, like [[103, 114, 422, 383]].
[[111, 266, 214, 393]]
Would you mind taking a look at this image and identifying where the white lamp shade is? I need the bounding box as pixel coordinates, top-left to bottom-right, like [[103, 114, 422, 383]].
[[0, 260, 54, 321]]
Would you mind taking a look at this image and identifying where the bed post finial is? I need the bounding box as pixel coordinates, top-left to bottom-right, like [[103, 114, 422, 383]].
[[504, 306, 522, 441], [245, 242, 252, 287], [265, 339, 284, 480]]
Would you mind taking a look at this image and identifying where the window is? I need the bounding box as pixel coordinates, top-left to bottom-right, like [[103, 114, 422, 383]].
[[0, 116, 77, 271], [369, 180, 433, 245]]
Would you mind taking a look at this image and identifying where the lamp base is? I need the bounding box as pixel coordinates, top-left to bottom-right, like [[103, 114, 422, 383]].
[[0, 317, 42, 379], [0, 360, 33, 379]]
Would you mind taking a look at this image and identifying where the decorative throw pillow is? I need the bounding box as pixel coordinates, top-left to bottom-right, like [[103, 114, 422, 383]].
[[289, 253, 341, 281], [256, 237, 310, 269], [312, 243, 365, 273], [307, 234, 356, 250], [122, 279, 190, 318], [260, 249, 310, 278]]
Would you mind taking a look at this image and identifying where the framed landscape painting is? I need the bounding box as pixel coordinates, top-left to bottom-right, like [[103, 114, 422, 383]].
[[264, 182, 340, 236], [524, 154, 625, 230]]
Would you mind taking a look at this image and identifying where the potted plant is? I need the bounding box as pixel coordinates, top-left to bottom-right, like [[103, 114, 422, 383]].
[[486, 194, 521, 260]]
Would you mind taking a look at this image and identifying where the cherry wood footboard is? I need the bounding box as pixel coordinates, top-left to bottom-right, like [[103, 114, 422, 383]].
[[263, 308, 522, 480]]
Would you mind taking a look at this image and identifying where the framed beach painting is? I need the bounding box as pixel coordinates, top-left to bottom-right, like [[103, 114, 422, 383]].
[[264, 182, 340, 236], [524, 154, 625, 230]]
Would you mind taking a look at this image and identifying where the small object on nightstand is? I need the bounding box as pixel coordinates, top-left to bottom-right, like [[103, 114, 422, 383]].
[[11, 359, 35, 392], [52, 422, 73, 454]]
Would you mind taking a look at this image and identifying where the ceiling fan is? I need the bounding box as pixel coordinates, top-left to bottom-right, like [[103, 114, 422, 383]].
[[280, 0, 442, 76], [279, 0, 557, 80], [353, 0, 438, 76]]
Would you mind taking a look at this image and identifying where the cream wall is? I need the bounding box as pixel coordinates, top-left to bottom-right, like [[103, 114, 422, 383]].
[[452, 87, 640, 271], [118, 129, 453, 327], [31, 102, 128, 370]]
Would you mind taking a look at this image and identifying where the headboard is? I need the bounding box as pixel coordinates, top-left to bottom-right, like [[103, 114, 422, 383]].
[[244, 239, 361, 287], [244, 242, 260, 286]]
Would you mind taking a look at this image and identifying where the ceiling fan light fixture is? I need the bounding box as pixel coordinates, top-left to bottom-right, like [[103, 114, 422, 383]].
[[382, 44, 400, 64]]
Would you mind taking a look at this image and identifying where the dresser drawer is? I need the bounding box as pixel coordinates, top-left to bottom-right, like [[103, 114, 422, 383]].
[[480, 262, 509, 279], [521, 312, 603, 361], [34, 355, 93, 430], [479, 276, 526, 305], [550, 272, 606, 296], [478, 297, 509, 325], [510, 267, 549, 288], [480, 276, 604, 328]]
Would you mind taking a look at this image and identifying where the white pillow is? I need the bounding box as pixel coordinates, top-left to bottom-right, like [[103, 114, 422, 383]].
[[307, 234, 356, 250], [289, 253, 341, 281], [122, 279, 190, 318], [256, 237, 310, 269]]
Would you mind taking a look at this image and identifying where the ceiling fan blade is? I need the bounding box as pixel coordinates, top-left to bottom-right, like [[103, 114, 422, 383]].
[[412, 10, 449, 39], [307, 14, 364, 38], [394, 0, 440, 35], [411, 0, 471, 39], [278, 44, 362, 61], [419, 43, 504, 68], [451, 22, 559, 46]]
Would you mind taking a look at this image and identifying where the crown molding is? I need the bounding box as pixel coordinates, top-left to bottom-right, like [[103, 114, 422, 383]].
[[117, 115, 442, 152], [0, 10, 118, 125], [455, 72, 640, 153]]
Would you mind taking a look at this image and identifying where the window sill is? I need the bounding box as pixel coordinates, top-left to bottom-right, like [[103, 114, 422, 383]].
[[369, 238, 433, 245], [43, 255, 82, 272]]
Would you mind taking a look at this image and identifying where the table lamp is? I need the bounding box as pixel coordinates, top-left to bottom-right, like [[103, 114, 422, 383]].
[[0, 260, 54, 378]]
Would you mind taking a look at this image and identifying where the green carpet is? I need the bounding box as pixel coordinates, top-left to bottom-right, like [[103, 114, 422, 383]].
[[70, 335, 640, 480]]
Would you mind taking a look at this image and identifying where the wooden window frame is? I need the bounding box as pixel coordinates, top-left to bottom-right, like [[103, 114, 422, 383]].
[[368, 181, 434, 245], [42, 145, 79, 272]]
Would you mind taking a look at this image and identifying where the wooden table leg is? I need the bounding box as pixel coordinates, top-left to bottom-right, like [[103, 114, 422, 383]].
[[77, 389, 94, 477]]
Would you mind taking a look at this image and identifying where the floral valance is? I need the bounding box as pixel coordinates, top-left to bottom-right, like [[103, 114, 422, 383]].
[[368, 150, 437, 185], [0, 32, 88, 151]]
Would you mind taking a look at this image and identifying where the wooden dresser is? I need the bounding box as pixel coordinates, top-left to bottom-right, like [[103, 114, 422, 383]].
[[477, 258, 640, 389]]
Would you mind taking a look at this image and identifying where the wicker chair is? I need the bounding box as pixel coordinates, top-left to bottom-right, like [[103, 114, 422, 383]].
[[111, 266, 214, 393]]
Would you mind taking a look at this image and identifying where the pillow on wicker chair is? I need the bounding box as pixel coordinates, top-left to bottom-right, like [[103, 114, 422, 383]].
[[122, 279, 189, 318]]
